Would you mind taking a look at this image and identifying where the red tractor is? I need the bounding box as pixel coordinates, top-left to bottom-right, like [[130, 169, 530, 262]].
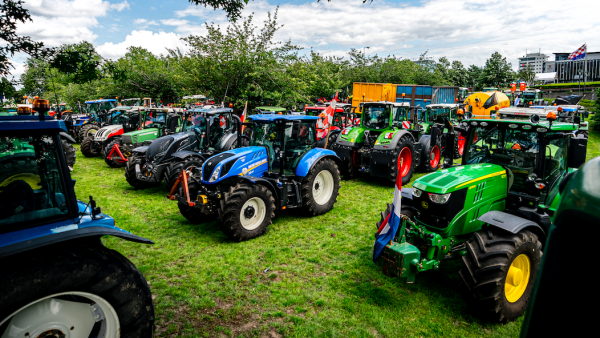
[[304, 103, 358, 149]]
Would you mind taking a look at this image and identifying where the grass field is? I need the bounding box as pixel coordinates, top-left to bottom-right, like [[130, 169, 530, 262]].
[[71, 130, 599, 337]]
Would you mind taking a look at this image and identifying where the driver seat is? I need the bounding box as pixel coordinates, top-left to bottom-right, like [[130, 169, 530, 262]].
[[166, 115, 180, 134]]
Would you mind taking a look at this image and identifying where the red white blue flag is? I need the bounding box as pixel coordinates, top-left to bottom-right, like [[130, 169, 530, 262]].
[[373, 168, 403, 261], [569, 44, 586, 61]]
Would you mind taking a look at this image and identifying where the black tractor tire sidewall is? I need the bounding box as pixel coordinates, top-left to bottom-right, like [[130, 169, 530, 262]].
[[220, 183, 275, 242], [340, 150, 358, 179], [390, 136, 415, 186], [0, 240, 154, 336], [301, 158, 340, 216], [60, 139, 76, 168], [419, 136, 440, 173], [459, 228, 542, 323], [165, 157, 204, 192], [78, 123, 99, 141], [125, 154, 159, 189], [326, 133, 338, 149], [80, 137, 100, 158], [104, 138, 126, 168]]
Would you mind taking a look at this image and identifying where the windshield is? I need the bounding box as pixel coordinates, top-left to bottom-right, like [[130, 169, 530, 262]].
[[522, 93, 536, 99], [0, 133, 70, 227], [392, 107, 409, 126], [363, 105, 390, 129]]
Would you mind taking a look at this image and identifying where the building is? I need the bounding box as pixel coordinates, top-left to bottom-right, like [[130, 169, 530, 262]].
[[543, 52, 600, 83], [518, 52, 549, 73]]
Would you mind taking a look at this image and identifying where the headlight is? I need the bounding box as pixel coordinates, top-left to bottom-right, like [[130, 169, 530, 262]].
[[428, 192, 451, 204], [209, 165, 221, 182], [412, 188, 422, 197]]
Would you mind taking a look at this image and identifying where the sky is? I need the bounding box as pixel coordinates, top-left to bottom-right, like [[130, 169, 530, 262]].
[[5, 0, 600, 81]]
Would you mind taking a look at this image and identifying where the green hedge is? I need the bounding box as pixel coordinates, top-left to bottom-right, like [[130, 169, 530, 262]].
[[540, 81, 600, 89]]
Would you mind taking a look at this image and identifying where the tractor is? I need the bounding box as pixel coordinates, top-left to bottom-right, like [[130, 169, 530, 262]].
[[332, 101, 451, 185], [168, 114, 341, 242], [254, 106, 287, 115], [0, 100, 155, 335], [425, 103, 469, 159], [375, 110, 588, 323], [304, 103, 357, 149], [77, 99, 119, 140], [516, 89, 544, 107], [103, 107, 185, 168], [497, 105, 590, 138], [80, 105, 143, 158], [125, 108, 240, 190]]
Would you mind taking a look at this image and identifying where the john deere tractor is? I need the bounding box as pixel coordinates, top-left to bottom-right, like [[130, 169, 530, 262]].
[[168, 114, 341, 241], [333, 101, 450, 185], [125, 108, 240, 190], [103, 108, 185, 168], [375, 111, 588, 322], [0, 101, 155, 335]]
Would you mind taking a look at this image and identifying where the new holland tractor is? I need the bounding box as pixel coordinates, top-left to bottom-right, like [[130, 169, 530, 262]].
[[77, 99, 119, 141], [333, 101, 451, 185], [0, 100, 155, 335], [125, 108, 240, 190], [168, 114, 341, 241], [103, 108, 185, 168], [80, 106, 143, 158], [375, 111, 588, 323]]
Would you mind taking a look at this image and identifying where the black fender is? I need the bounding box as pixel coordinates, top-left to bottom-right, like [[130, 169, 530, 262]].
[[0, 227, 153, 259], [219, 131, 238, 150], [132, 146, 149, 154], [374, 129, 415, 151], [59, 132, 76, 143], [478, 211, 546, 244], [171, 150, 205, 161], [237, 176, 281, 210]]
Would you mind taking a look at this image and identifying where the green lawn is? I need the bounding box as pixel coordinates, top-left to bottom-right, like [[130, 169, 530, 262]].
[[71, 131, 599, 337]]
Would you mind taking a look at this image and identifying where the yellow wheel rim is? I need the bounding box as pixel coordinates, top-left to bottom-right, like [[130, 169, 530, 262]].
[[0, 173, 41, 189], [505, 254, 531, 303]]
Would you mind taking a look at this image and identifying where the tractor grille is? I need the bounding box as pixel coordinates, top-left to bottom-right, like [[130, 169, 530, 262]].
[[413, 188, 468, 228], [122, 135, 132, 144], [203, 153, 235, 181], [146, 136, 174, 161]]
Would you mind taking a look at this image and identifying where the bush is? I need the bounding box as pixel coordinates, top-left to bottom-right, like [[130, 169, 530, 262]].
[[592, 89, 600, 131], [540, 81, 600, 89]]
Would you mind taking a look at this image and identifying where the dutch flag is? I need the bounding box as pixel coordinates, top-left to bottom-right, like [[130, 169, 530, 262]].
[[373, 169, 403, 261]]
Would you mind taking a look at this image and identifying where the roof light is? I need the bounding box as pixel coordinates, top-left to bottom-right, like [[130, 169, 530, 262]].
[[522, 125, 532, 130], [546, 112, 557, 121], [557, 107, 563, 112], [457, 109, 464, 115], [509, 124, 518, 128], [494, 106, 499, 110], [481, 122, 488, 126], [512, 143, 521, 150], [537, 127, 548, 133], [471, 121, 478, 126]]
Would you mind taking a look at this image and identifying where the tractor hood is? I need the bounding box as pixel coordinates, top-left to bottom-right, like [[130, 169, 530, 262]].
[[413, 164, 507, 194], [123, 128, 160, 144], [201, 146, 269, 185], [93, 125, 123, 142], [336, 126, 366, 147]]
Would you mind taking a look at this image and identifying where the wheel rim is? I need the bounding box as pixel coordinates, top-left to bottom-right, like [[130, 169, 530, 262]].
[[430, 145, 440, 168], [87, 128, 98, 137], [398, 147, 412, 178], [240, 197, 266, 230], [312, 170, 334, 205], [0, 291, 120, 338], [458, 135, 465, 155], [504, 254, 531, 303]]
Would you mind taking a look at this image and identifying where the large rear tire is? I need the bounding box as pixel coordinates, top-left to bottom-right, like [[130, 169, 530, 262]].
[[389, 135, 415, 186], [454, 130, 466, 159], [78, 123, 100, 141], [80, 137, 101, 158], [220, 183, 276, 241], [301, 158, 340, 216], [459, 228, 542, 323], [0, 240, 154, 336], [125, 154, 160, 189], [340, 150, 358, 179], [103, 138, 127, 168], [419, 136, 441, 173], [165, 157, 204, 192], [61, 139, 76, 168]]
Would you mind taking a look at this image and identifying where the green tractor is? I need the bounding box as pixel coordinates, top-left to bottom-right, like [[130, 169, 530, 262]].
[[254, 106, 287, 115], [375, 112, 588, 322], [425, 103, 469, 159], [333, 101, 449, 185], [103, 107, 185, 168]]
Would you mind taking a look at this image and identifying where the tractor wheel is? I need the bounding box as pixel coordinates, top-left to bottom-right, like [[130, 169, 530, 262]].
[[80, 137, 101, 158], [103, 138, 127, 168], [389, 135, 415, 186], [125, 154, 160, 189], [60, 138, 76, 169], [220, 183, 276, 241], [325, 133, 338, 149], [165, 157, 204, 191], [454, 131, 466, 159], [78, 123, 99, 141], [177, 178, 217, 224], [0, 240, 154, 336], [340, 150, 358, 179], [459, 228, 542, 323], [419, 136, 441, 173], [301, 158, 340, 216]]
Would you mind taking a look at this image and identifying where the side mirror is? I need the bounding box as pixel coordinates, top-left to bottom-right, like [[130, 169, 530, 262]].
[[567, 136, 587, 168]]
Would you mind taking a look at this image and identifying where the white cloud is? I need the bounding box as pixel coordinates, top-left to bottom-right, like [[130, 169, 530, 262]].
[[134, 18, 159, 29], [96, 30, 188, 60]]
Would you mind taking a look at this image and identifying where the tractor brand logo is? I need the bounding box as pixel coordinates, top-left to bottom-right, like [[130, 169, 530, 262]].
[[342, 128, 350, 135], [240, 158, 267, 176], [242, 167, 248, 174], [421, 201, 429, 209], [385, 132, 394, 139]]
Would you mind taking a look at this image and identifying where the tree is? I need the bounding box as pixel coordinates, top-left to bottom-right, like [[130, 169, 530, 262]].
[[450, 60, 469, 87], [1, 0, 45, 76], [20, 57, 50, 97], [0, 76, 19, 103], [517, 64, 535, 86], [481, 52, 514, 88], [49, 41, 103, 84], [466, 65, 482, 91]]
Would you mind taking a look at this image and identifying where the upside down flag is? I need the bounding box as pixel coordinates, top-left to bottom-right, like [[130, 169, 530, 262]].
[[569, 44, 586, 61], [373, 170, 403, 261]]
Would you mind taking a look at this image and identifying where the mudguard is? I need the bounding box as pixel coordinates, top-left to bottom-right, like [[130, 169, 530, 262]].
[[478, 210, 545, 242], [217, 131, 238, 150], [295, 148, 340, 177], [59, 132, 76, 143], [374, 129, 414, 151], [237, 176, 280, 209], [171, 150, 206, 161], [132, 145, 149, 154]]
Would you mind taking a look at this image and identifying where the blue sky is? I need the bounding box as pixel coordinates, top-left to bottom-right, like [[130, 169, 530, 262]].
[[8, 0, 600, 79]]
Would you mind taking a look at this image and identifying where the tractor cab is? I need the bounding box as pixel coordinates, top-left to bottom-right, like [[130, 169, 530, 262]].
[[425, 104, 460, 124], [497, 106, 589, 138], [121, 98, 142, 107], [83, 99, 118, 120], [518, 89, 544, 107], [253, 106, 287, 115]]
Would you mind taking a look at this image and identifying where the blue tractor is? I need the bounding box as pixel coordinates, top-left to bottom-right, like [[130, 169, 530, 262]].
[[0, 100, 155, 335], [168, 114, 342, 241]]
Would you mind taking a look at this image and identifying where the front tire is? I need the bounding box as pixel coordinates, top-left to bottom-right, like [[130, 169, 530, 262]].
[[125, 154, 160, 189], [104, 138, 127, 168], [220, 183, 276, 241], [301, 158, 340, 216], [80, 137, 101, 158], [78, 123, 99, 141], [459, 228, 542, 323], [165, 157, 204, 192], [0, 240, 154, 336]]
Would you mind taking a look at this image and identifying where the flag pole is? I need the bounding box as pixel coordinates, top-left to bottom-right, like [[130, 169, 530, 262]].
[[584, 43, 587, 98]]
